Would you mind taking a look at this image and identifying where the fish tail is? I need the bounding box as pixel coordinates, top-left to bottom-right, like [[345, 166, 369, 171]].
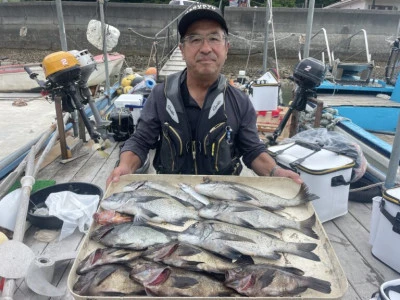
[[305, 276, 332, 294], [292, 242, 320, 261], [299, 214, 319, 239], [295, 184, 319, 203]]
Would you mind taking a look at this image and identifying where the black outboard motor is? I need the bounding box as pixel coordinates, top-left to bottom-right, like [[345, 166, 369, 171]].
[[267, 57, 326, 145]]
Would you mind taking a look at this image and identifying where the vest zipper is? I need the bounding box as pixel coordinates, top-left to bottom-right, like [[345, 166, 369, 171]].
[[166, 123, 183, 155], [191, 140, 198, 174], [214, 132, 227, 172], [203, 122, 226, 154]]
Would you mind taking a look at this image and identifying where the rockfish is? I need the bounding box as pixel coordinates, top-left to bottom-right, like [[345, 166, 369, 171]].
[[178, 220, 319, 261], [225, 263, 331, 296], [199, 200, 318, 239], [195, 180, 318, 210], [100, 189, 200, 225], [90, 223, 176, 250], [142, 242, 236, 274], [73, 264, 146, 296], [76, 247, 142, 275], [129, 260, 238, 297]]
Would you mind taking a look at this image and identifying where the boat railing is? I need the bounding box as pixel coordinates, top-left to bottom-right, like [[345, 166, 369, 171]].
[[385, 43, 400, 85], [153, 2, 199, 81], [330, 29, 374, 83], [331, 29, 371, 64], [299, 28, 332, 69]]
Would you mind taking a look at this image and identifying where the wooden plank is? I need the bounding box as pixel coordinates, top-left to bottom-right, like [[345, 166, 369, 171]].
[[323, 221, 380, 300], [347, 201, 373, 232], [331, 209, 399, 285], [318, 94, 400, 107]]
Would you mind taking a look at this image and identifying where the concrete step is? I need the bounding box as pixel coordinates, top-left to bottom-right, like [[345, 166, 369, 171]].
[[159, 47, 186, 77]]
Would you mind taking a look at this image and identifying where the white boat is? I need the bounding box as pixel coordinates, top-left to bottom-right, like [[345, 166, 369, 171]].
[[0, 52, 125, 92]]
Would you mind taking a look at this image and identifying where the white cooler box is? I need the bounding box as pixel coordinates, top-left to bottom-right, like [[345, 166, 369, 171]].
[[370, 187, 400, 273], [268, 142, 355, 223], [114, 94, 144, 126]]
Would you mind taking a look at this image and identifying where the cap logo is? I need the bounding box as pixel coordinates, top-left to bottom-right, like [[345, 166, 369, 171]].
[[185, 4, 217, 15]]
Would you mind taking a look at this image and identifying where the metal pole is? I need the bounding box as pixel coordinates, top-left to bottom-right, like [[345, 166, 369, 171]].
[[384, 113, 400, 189], [303, 0, 315, 58], [99, 0, 111, 104], [55, 0, 67, 51], [262, 0, 270, 73]]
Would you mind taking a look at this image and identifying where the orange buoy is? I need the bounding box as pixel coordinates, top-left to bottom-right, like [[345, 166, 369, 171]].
[[145, 67, 157, 76]]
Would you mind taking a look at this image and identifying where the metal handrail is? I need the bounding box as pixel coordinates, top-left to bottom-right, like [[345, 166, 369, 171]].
[[299, 28, 332, 68], [331, 29, 371, 64], [154, 2, 199, 81]]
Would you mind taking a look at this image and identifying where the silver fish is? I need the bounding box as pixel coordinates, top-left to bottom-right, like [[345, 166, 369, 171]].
[[178, 183, 210, 206], [225, 263, 331, 296], [195, 180, 319, 210], [199, 200, 318, 239], [142, 242, 236, 274], [73, 264, 146, 296], [178, 220, 319, 261], [76, 247, 143, 275], [101, 189, 200, 225], [90, 223, 175, 250], [129, 260, 238, 297], [124, 180, 206, 209]]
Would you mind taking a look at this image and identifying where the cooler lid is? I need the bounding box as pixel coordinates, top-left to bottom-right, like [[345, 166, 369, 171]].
[[267, 142, 355, 174], [383, 187, 400, 205]]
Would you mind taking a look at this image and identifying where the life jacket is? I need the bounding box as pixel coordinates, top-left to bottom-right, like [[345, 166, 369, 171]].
[[153, 71, 242, 175]]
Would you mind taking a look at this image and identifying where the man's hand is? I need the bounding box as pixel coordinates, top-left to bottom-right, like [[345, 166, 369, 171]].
[[106, 165, 132, 188], [272, 166, 303, 184]]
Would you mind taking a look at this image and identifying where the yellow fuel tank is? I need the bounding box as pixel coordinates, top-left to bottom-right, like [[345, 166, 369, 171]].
[[42, 51, 79, 79]]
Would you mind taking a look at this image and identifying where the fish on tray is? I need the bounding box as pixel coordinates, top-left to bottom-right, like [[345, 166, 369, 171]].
[[225, 263, 331, 297], [100, 189, 200, 225], [178, 220, 320, 261], [93, 210, 133, 225], [129, 260, 239, 297], [199, 200, 318, 239], [123, 180, 208, 209], [73, 264, 146, 296], [76, 247, 142, 275], [142, 241, 237, 274], [195, 179, 319, 210], [90, 222, 176, 250]]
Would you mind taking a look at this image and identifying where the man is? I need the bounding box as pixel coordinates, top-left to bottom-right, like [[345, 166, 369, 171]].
[[107, 4, 301, 186]]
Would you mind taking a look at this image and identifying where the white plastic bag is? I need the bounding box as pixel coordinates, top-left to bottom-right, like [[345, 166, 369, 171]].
[[86, 19, 120, 51], [0, 188, 22, 231], [45, 191, 100, 241]]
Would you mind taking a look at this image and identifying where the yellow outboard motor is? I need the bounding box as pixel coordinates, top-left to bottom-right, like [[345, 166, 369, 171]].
[[42, 51, 81, 85]]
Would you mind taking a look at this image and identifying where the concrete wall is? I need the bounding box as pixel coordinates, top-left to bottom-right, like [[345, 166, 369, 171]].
[[0, 2, 399, 61]]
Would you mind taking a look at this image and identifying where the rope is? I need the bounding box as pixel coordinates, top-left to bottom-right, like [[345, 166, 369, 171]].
[[128, 28, 168, 40], [268, 0, 279, 78], [228, 32, 295, 44], [349, 182, 384, 193], [244, 11, 257, 74]]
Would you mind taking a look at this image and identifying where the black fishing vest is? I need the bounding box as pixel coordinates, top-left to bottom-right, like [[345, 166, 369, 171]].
[[153, 71, 242, 175]]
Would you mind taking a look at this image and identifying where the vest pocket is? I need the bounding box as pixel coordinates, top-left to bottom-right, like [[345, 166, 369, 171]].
[[203, 122, 241, 174], [156, 122, 184, 173]]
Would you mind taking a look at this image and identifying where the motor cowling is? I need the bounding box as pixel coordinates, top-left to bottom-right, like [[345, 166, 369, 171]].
[[42, 51, 81, 85]]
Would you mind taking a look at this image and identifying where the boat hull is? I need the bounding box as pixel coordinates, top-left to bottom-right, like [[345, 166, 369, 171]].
[[0, 53, 125, 92]]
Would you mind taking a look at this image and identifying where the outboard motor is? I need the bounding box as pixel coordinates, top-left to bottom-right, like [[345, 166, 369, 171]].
[[267, 57, 326, 145]]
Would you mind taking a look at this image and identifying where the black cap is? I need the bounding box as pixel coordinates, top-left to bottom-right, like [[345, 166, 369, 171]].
[[178, 4, 228, 38]]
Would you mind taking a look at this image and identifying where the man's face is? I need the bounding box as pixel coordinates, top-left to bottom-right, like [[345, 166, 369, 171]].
[[179, 20, 229, 81]]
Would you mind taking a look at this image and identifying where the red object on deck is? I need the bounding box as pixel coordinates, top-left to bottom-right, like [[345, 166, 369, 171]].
[[0, 277, 5, 291]]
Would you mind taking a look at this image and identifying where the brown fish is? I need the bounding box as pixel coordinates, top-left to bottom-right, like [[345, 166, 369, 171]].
[[129, 260, 238, 297], [142, 242, 237, 274], [225, 263, 331, 297], [76, 247, 142, 275], [73, 264, 146, 296]]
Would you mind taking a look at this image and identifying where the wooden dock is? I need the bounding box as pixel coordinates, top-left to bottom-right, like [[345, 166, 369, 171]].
[[3, 138, 399, 299]]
